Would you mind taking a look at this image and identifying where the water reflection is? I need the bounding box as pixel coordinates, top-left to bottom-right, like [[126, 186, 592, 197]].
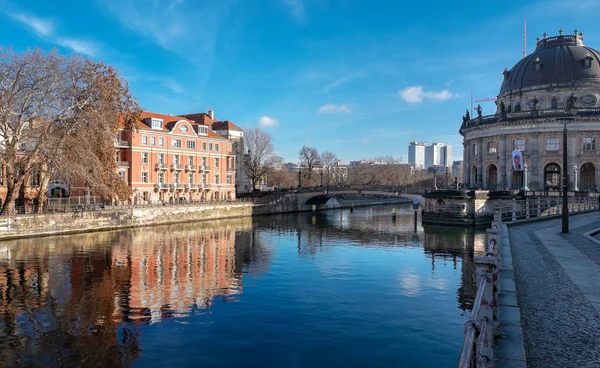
[[0, 205, 485, 367]]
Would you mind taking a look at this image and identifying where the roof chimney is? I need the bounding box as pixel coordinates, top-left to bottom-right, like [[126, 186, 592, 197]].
[[208, 110, 214, 119]]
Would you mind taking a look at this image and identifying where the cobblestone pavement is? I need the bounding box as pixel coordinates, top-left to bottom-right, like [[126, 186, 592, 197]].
[[508, 212, 600, 368]]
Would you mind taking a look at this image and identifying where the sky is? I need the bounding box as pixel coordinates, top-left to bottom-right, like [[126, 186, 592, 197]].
[[2, 0, 600, 163]]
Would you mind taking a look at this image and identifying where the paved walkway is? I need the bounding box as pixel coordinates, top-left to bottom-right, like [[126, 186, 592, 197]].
[[508, 212, 600, 367]]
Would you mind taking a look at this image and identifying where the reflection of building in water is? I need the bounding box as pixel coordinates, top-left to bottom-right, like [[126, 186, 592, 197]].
[[111, 225, 252, 324], [423, 228, 487, 311]]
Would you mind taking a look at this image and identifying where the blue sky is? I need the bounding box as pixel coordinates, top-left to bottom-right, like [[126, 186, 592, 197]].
[[2, 0, 600, 163]]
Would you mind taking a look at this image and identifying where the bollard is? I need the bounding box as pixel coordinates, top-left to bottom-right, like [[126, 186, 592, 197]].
[[312, 204, 316, 212]]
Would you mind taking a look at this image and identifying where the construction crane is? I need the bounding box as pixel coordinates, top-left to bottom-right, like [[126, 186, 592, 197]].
[[474, 97, 496, 103]]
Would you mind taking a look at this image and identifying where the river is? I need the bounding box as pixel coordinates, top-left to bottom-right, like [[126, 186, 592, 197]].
[[0, 204, 486, 368]]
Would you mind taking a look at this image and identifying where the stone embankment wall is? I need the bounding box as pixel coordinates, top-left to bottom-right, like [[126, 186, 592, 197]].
[[0, 197, 411, 241]]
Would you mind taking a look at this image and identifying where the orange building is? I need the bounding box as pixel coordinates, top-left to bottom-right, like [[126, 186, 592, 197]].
[[115, 111, 237, 203]]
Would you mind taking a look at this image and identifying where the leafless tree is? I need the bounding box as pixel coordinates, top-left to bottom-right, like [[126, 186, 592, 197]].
[[298, 145, 320, 186], [244, 128, 280, 190], [0, 47, 140, 214], [320, 150, 339, 187]]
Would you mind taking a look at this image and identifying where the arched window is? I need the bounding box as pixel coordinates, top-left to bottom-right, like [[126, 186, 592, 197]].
[[471, 166, 478, 188], [544, 163, 561, 190], [580, 163, 596, 191], [487, 165, 498, 190]]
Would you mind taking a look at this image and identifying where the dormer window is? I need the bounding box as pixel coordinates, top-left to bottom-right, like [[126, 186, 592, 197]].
[[198, 126, 208, 135], [582, 54, 593, 69], [503, 68, 509, 80], [534, 57, 543, 71], [151, 118, 163, 130]]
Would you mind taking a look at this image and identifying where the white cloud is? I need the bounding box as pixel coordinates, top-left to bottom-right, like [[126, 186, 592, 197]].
[[257, 116, 280, 128], [322, 72, 361, 93], [9, 13, 97, 57], [9, 13, 54, 37], [317, 104, 352, 114], [57, 38, 97, 57], [399, 86, 458, 103], [282, 0, 306, 23]]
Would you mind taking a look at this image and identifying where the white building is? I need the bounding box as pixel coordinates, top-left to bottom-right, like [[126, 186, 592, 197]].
[[425, 142, 452, 169], [408, 142, 427, 169]]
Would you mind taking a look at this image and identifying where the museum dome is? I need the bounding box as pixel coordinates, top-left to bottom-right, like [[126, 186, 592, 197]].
[[499, 31, 600, 95]]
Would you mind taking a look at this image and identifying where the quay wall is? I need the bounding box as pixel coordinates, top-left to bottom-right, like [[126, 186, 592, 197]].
[[0, 197, 411, 241]]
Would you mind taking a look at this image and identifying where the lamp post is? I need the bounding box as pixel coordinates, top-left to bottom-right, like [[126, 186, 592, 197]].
[[297, 167, 302, 191], [320, 170, 323, 188], [433, 167, 438, 190], [573, 165, 579, 191], [523, 163, 530, 191], [560, 117, 574, 234]]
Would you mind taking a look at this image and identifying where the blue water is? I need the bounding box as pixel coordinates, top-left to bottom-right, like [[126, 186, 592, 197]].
[[0, 204, 485, 367]]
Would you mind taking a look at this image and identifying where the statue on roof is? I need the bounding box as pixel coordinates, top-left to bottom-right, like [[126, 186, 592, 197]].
[[567, 93, 577, 109], [462, 109, 470, 124], [476, 104, 482, 118]]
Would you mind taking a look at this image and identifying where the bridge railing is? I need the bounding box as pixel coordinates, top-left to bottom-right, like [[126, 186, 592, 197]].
[[496, 196, 599, 222], [459, 214, 502, 367]]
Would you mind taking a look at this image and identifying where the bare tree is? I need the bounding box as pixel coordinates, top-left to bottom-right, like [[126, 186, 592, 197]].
[[0, 48, 140, 214], [320, 151, 338, 187], [298, 146, 320, 186], [244, 128, 280, 191]]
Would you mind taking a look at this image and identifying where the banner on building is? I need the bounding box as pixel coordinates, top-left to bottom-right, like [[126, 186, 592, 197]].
[[512, 150, 524, 171]]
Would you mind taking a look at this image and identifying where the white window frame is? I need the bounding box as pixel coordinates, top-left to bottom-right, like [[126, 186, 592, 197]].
[[159, 137, 164, 146], [151, 136, 156, 145], [173, 139, 182, 148], [141, 152, 148, 163], [142, 171, 148, 183], [142, 136, 148, 145], [187, 140, 196, 149]]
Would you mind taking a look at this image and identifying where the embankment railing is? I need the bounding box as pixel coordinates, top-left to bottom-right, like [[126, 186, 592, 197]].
[[458, 214, 502, 368], [496, 196, 599, 222]]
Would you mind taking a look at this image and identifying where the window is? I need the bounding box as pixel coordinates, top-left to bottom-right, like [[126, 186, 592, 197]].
[[173, 139, 182, 148], [215, 144, 219, 152], [513, 139, 525, 151], [187, 156, 193, 165], [158, 172, 164, 183], [214, 158, 219, 168], [174, 155, 180, 165], [546, 137, 560, 151], [141, 152, 148, 163], [551, 97, 558, 109], [151, 136, 156, 145], [514, 103, 521, 112], [142, 136, 148, 145], [142, 172, 148, 183], [215, 174, 219, 184], [142, 192, 148, 201], [118, 171, 125, 181], [583, 137, 596, 151], [158, 153, 165, 164], [487, 141, 497, 154], [202, 142, 207, 150], [582, 56, 593, 69], [159, 137, 164, 146], [202, 157, 207, 167], [209, 143, 213, 151], [30, 168, 40, 187], [151, 118, 163, 129], [173, 173, 179, 184], [202, 173, 206, 184], [198, 126, 208, 135], [472, 144, 478, 156], [227, 174, 232, 184], [186, 140, 196, 149], [188, 173, 193, 184]]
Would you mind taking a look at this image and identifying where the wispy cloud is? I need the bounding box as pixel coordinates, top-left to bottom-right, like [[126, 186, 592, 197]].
[[282, 0, 307, 23], [258, 116, 280, 128], [8, 12, 97, 57], [322, 72, 361, 93], [8, 13, 53, 36], [316, 104, 352, 114], [398, 86, 458, 103]]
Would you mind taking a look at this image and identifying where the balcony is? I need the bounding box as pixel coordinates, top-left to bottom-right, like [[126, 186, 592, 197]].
[[116, 160, 130, 168], [201, 166, 210, 172], [179, 183, 188, 190], [154, 183, 167, 190], [226, 167, 235, 172], [189, 182, 199, 190], [114, 139, 129, 147], [155, 163, 168, 171], [185, 164, 197, 172], [171, 164, 183, 171]]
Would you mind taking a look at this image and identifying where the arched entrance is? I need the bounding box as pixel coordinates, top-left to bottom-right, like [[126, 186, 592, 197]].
[[544, 163, 561, 191], [471, 166, 478, 188], [580, 162, 596, 191], [487, 164, 498, 190]]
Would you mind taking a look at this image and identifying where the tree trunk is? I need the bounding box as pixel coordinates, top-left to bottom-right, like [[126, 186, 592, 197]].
[[36, 169, 51, 213], [2, 182, 22, 215]]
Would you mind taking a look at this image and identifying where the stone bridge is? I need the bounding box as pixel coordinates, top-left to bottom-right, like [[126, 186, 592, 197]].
[[255, 186, 424, 211]]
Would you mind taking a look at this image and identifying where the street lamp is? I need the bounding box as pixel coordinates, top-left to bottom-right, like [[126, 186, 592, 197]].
[[560, 117, 574, 234], [320, 170, 323, 188], [297, 167, 302, 191], [573, 165, 579, 191], [523, 163, 530, 191]]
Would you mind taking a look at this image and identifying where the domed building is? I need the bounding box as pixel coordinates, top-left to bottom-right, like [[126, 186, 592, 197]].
[[460, 30, 600, 191]]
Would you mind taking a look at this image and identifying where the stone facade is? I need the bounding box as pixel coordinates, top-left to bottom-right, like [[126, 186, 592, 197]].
[[460, 32, 600, 191]]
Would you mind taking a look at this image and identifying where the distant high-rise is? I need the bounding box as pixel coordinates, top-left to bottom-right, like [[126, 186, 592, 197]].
[[425, 142, 452, 169], [408, 142, 427, 169]]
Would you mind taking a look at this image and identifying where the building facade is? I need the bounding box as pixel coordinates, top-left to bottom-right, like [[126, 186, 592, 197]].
[[408, 142, 426, 169], [116, 111, 236, 203], [460, 31, 600, 191], [425, 142, 452, 169]]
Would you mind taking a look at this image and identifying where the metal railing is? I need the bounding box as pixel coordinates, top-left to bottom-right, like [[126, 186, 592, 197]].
[[496, 196, 599, 222], [459, 215, 502, 367]]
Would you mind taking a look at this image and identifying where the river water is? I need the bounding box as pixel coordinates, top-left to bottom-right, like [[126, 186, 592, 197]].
[[0, 204, 486, 368]]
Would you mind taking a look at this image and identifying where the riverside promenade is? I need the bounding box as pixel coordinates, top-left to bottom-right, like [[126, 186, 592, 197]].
[[508, 211, 600, 367]]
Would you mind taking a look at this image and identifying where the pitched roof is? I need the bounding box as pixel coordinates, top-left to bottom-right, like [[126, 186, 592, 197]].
[[121, 111, 227, 140], [212, 120, 242, 131]]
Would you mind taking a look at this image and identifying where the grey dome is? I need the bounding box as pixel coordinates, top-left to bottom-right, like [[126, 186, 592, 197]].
[[500, 34, 600, 95]]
